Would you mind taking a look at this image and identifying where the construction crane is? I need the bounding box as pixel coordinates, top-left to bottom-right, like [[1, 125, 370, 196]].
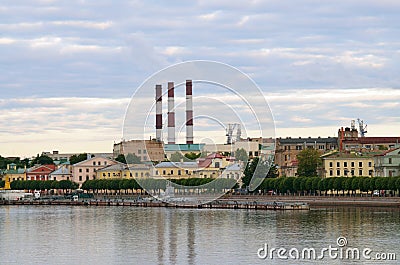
[[357, 118, 367, 137], [226, 123, 242, 144]]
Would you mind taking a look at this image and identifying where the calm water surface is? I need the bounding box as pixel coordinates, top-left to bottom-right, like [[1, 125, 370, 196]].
[[0, 206, 399, 265]]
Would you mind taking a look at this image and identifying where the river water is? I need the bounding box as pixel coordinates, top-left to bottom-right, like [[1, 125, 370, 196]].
[[0, 206, 399, 265]]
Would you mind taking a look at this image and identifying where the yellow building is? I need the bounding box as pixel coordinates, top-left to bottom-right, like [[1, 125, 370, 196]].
[[322, 152, 377, 178], [97, 163, 151, 179], [4, 163, 26, 182], [154, 162, 198, 179]]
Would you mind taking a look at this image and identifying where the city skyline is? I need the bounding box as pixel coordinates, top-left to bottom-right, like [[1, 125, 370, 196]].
[[1, 1, 400, 157]]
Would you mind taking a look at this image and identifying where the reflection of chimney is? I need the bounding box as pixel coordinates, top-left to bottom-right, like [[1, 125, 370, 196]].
[[168, 82, 176, 144], [155, 84, 162, 142], [186, 80, 194, 144]]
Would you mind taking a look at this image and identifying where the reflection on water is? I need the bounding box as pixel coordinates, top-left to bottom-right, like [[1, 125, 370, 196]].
[[0, 206, 399, 265]]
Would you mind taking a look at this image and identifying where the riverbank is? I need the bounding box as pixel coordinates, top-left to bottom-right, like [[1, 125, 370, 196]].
[[1, 195, 400, 209], [222, 195, 400, 208]]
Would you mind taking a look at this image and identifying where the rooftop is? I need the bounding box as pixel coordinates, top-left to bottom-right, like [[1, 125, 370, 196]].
[[278, 137, 338, 144]]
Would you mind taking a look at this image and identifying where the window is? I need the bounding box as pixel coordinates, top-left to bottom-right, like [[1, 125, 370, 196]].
[[178, 170, 181, 175], [79, 169, 82, 173], [143, 150, 147, 154], [86, 168, 89, 173], [104, 161, 107, 165], [359, 169, 363, 176], [108, 173, 110, 177], [368, 170, 373, 176], [296, 146, 302, 150], [103, 173, 106, 177], [351, 162, 355, 167], [215, 162, 220, 168], [351, 170, 355, 176], [336, 170, 340, 176], [319, 145, 325, 150], [130, 173, 132, 177], [249, 152, 253, 156], [79, 176, 82, 181], [170, 170, 174, 175], [98, 161, 101, 166], [336, 162, 340, 167], [329, 162, 333, 167], [138, 150, 141, 154], [141, 172, 143, 177], [86, 176, 89, 181], [389, 158, 392, 164], [344, 162, 347, 167], [163, 170, 166, 175], [359, 162, 363, 167], [143, 156, 147, 161], [329, 170, 333, 176], [254, 151, 259, 156], [135, 172, 138, 177], [368, 162, 372, 167]]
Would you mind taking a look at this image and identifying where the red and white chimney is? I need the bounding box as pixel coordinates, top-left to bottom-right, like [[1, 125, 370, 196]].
[[167, 82, 176, 144], [186, 80, 194, 144], [155, 84, 162, 142]]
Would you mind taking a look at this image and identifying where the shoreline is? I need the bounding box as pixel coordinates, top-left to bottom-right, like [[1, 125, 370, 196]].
[[1, 195, 400, 209]]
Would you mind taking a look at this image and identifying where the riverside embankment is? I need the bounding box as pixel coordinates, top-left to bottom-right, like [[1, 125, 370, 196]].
[[1, 195, 400, 209]]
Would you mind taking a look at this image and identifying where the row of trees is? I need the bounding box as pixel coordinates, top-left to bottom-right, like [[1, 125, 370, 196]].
[[10, 180, 78, 193], [258, 176, 400, 196], [81, 178, 238, 195]]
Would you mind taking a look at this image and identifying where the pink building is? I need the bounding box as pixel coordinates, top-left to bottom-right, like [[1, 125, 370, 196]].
[[72, 156, 118, 185]]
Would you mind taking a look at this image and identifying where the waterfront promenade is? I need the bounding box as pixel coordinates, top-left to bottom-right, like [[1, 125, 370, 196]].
[[1, 195, 400, 209]]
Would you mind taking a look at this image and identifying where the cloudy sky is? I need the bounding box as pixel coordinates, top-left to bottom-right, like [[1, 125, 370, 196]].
[[1, 0, 400, 157]]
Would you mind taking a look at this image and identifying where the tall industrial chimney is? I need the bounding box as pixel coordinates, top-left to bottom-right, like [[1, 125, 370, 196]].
[[186, 80, 194, 144], [167, 82, 176, 144], [155, 84, 162, 142]]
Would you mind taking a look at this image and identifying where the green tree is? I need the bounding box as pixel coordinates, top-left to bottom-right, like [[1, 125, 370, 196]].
[[69, 153, 88, 165], [126, 153, 142, 164], [267, 164, 278, 178], [235, 148, 249, 163], [296, 149, 322, 177], [242, 157, 271, 190], [115, 154, 127, 164], [169, 152, 185, 162], [184, 152, 201, 160], [30, 154, 54, 166], [0, 180, 5, 188]]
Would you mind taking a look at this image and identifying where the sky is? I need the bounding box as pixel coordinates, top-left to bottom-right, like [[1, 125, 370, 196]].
[[1, 0, 400, 157]]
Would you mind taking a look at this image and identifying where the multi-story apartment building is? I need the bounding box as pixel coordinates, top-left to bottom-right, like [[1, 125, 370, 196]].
[[275, 137, 338, 177], [374, 148, 400, 177], [113, 139, 165, 162], [338, 127, 400, 152], [321, 152, 377, 178]]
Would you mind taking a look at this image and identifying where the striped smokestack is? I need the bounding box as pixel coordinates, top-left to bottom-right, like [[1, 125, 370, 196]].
[[186, 80, 194, 144], [167, 82, 176, 144], [155, 84, 162, 142]]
